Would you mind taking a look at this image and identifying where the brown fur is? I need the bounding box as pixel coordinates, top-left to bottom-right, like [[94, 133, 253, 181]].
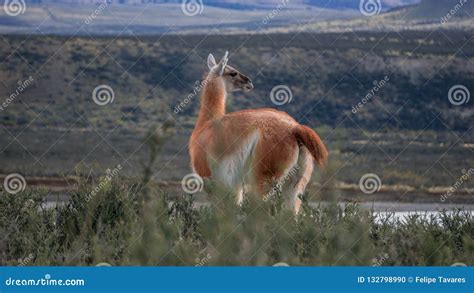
[[189, 56, 328, 205], [293, 124, 328, 167]]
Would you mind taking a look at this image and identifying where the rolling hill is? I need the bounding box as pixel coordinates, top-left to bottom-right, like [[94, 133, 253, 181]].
[[20, 0, 420, 10], [405, 0, 474, 19], [0, 1, 357, 35], [273, 0, 474, 33], [0, 0, 423, 35]]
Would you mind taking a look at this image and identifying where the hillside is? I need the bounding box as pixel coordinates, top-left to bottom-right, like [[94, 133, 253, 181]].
[[20, 0, 419, 10], [2, 0, 472, 35], [406, 0, 474, 19], [0, 2, 357, 35], [269, 0, 474, 33], [0, 0, 424, 35], [1, 32, 472, 132], [1, 32, 472, 130]]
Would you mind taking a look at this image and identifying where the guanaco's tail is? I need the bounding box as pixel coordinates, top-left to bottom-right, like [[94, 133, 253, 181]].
[[293, 124, 328, 167]]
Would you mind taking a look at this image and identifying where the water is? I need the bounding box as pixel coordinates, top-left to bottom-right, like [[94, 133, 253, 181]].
[[44, 198, 474, 223], [356, 202, 474, 212], [347, 202, 474, 223]]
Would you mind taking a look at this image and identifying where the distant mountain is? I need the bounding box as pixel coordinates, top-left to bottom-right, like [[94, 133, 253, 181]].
[[404, 0, 474, 19], [20, 0, 420, 10], [305, 0, 420, 10], [0, 1, 358, 35], [202, 0, 421, 10], [266, 0, 474, 34], [5, 0, 470, 36]]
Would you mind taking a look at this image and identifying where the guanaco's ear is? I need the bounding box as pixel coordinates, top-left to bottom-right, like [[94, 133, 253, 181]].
[[207, 53, 216, 70], [219, 51, 229, 64], [216, 51, 229, 76]]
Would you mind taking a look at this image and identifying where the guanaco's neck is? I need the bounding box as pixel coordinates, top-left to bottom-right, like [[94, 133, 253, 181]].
[[194, 75, 227, 131]]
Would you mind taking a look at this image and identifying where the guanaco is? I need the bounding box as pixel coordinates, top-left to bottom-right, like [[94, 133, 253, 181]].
[[189, 52, 328, 213]]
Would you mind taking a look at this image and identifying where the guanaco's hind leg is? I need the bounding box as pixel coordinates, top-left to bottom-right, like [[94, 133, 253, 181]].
[[283, 147, 314, 214]]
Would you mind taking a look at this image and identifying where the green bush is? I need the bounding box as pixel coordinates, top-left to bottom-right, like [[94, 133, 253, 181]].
[[0, 178, 472, 266]]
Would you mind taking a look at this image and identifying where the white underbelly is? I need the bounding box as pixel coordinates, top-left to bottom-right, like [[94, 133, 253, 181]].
[[210, 131, 259, 189]]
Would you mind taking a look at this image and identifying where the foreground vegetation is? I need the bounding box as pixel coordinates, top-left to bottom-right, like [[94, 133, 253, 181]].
[[1, 175, 472, 266]]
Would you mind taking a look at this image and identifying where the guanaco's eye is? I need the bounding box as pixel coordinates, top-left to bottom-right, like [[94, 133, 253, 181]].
[[229, 72, 237, 77]]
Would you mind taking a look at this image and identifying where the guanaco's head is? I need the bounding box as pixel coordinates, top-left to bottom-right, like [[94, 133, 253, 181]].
[[207, 51, 253, 92]]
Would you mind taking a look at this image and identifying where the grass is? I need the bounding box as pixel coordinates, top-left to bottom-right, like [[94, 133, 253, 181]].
[[1, 173, 472, 266]]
